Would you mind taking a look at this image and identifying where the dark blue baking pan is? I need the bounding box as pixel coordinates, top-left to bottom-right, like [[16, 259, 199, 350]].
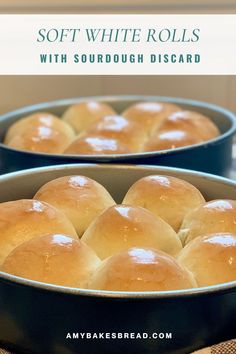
[[0, 164, 236, 354], [0, 95, 235, 176]]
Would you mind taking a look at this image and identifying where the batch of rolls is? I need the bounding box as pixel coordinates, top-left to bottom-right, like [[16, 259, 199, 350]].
[[4, 100, 220, 155], [1, 173, 236, 292]]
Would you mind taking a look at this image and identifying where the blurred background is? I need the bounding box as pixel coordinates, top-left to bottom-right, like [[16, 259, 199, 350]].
[[0, 0, 235, 14], [0, 1, 235, 114], [0, 76, 235, 115]]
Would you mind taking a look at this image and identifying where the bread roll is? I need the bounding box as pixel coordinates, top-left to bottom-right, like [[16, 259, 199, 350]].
[[64, 135, 131, 155], [123, 175, 205, 232], [85, 115, 148, 152], [144, 129, 203, 151], [159, 110, 220, 141], [4, 112, 75, 144], [62, 101, 116, 133], [34, 175, 116, 237], [2, 234, 101, 288], [178, 233, 236, 287], [0, 199, 77, 264], [89, 247, 196, 291], [7, 125, 75, 154], [179, 199, 236, 245], [82, 204, 182, 259], [122, 101, 180, 135]]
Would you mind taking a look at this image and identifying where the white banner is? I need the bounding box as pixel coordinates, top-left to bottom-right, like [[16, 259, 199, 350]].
[[0, 14, 235, 75]]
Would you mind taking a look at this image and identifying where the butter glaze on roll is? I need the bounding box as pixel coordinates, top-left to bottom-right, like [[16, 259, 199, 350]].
[[62, 101, 116, 134], [159, 110, 220, 141], [7, 125, 74, 154], [144, 129, 203, 151], [82, 204, 182, 259], [64, 135, 131, 155], [89, 247, 196, 291], [179, 199, 236, 245], [4, 112, 75, 145], [123, 175, 205, 232], [2, 234, 101, 288], [0, 199, 77, 264], [85, 115, 148, 152], [34, 175, 116, 237], [122, 101, 181, 135], [178, 233, 236, 287]]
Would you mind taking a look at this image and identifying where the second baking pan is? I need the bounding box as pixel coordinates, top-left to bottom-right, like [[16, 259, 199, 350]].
[[0, 95, 235, 175]]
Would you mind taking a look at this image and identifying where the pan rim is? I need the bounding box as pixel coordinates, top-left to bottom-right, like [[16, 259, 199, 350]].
[[0, 163, 236, 299]]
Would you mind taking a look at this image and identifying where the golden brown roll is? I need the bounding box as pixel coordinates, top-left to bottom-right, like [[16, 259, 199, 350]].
[[159, 110, 220, 141], [1, 234, 101, 288], [178, 233, 236, 287], [4, 112, 75, 144], [81, 204, 182, 259], [64, 135, 131, 155], [62, 101, 116, 134], [85, 115, 148, 152], [34, 175, 116, 237], [122, 101, 180, 135], [0, 199, 77, 264], [179, 199, 236, 245], [123, 175, 205, 232], [7, 126, 75, 154], [144, 129, 203, 151], [89, 247, 196, 291]]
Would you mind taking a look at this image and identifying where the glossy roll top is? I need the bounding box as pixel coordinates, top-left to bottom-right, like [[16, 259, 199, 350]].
[[179, 199, 236, 245], [178, 233, 236, 287], [0, 199, 77, 264], [62, 101, 116, 133], [5, 112, 75, 153], [123, 175, 205, 232], [90, 247, 196, 291], [2, 234, 101, 288], [82, 204, 182, 259], [34, 175, 115, 237]]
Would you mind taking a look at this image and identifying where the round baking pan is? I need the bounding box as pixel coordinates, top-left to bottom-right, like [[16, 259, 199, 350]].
[[0, 95, 235, 176], [0, 164, 236, 354]]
